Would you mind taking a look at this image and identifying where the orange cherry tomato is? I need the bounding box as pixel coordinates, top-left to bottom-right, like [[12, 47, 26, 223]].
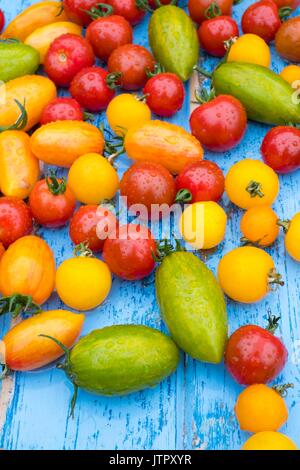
[[2, 310, 84, 371], [0, 235, 56, 305]]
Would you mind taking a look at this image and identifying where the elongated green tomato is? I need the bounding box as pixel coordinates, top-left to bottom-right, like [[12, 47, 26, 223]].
[[149, 5, 199, 81], [45, 325, 179, 412], [0, 40, 40, 82], [213, 62, 300, 125], [156, 250, 228, 363]]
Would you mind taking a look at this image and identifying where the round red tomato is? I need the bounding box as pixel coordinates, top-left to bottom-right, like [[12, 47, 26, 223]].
[[120, 162, 176, 218], [70, 67, 115, 112], [108, 44, 155, 91], [0, 197, 32, 248], [241, 0, 285, 43], [45, 34, 95, 88], [190, 95, 247, 152], [0, 9, 5, 32], [0, 242, 5, 259], [175, 161, 225, 203], [103, 224, 157, 280], [86, 15, 133, 62], [143, 72, 185, 117], [29, 176, 76, 228], [198, 16, 239, 57], [69, 205, 117, 252], [40, 98, 84, 125], [106, 0, 145, 25], [63, 0, 100, 26], [225, 320, 288, 385], [261, 126, 300, 173], [188, 0, 233, 25]]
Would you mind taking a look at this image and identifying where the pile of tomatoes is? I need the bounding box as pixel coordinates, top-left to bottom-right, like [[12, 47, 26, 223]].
[[0, 0, 300, 451]]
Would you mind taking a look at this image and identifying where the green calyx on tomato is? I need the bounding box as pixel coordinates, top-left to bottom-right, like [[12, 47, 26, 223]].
[[0, 293, 41, 318], [152, 239, 185, 263], [136, 0, 178, 13], [73, 242, 94, 258], [266, 313, 281, 334], [84, 3, 114, 20], [146, 62, 165, 78], [106, 72, 122, 90], [175, 188, 193, 203], [100, 124, 125, 161], [46, 172, 67, 196], [246, 180, 264, 198], [0, 100, 28, 133], [205, 2, 222, 19], [278, 6, 292, 21]]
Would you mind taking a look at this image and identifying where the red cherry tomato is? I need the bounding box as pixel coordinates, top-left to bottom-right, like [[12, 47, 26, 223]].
[[103, 224, 157, 280], [0, 197, 33, 248], [261, 126, 300, 174], [198, 16, 239, 57], [225, 319, 288, 385], [40, 98, 84, 125], [45, 34, 95, 88], [0, 242, 5, 260], [0, 9, 5, 33], [143, 72, 185, 117], [241, 0, 286, 44], [106, 0, 146, 25], [70, 67, 115, 112], [120, 162, 176, 219], [190, 95, 247, 152], [63, 0, 100, 26], [70, 205, 118, 252], [108, 44, 155, 91], [188, 0, 233, 25], [86, 15, 133, 62], [29, 176, 76, 228], [175, 161, 225, 203]]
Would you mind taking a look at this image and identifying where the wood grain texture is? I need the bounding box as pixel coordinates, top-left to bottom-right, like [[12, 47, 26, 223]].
[[0, 0, 300, 450]]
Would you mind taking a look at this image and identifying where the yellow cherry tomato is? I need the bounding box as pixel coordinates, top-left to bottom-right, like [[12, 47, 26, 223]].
[[227, 34, 271, 67], [179, 201, 227, 250], [106, 94, 151, 136], [280, 65, 300, 87], [235, 384, 288, 433], [56, 255, 112, 311], [24, 22, 82, 64], [68, 153, 119, 205], [218, 246, 282, 303], [283, 212, 300, 262], [240, 206, 279, 247], [225, 159, 279, 210], [242, 432, 298, 450]]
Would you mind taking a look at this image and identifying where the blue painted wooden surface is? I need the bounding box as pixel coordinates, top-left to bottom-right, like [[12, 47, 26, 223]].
[[0, 0, 300, 451]]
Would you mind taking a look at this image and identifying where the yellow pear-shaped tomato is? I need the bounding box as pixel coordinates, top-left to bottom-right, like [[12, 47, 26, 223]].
[[24, 22, 82, 64], [30, 121, 105, 168], [3, 310, 85, 371], [0, 131, 40, 199], [227, 34, 271, 67], [218, 246, 283, 303], [283, 213, 300, 262], [0, 75, 57, 132], [68, 153, 119, 204], [235, 384, 288, 433], [242, 432, 298, 450], [106, 94, 151, 135], [179, 201, 227, 250], [0, 235, 56, 305], [225, 159, 279, 209], [56, 256, 112, 311], [2, 2, 68, 41]]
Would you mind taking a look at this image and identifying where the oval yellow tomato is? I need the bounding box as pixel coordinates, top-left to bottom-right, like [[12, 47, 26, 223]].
[[0, 75, 57, 132], [1, 2, 68, 41], [225, 159, 279, 210], [106, 94, 151, 135], [242, 432, 298, 450], [227, 34, 271, 67], [56, 256, 112, 311], [0, 235, 56, 305], [218, 246, 282, 303], [235, 384, 288, 433], [283, 212, 300, 261], [0, 131, 39, 199], [179, 201, 227, 250], [280, 64, 300, 87], [68, 153, 119, 204], [240, 206, 279, 247], [25, 22, 82, 64], [30, 121, 104, 168]]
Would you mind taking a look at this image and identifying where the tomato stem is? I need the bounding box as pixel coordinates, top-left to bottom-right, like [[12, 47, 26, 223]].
[[74, 242, 93, 258], [277, 219, 291, 233], [273, 383, 294, 397], [84, 3, 114, 19], [194, 86, 216, 104], [0, 363, 10, 380], [146, 63, 165, 78], [135, 0, 153, 13], [153, 239, 185, 263], [106, 72, 122, 90], [175, 189, 193, 203], [193, 65, 212, 79], [279, 6, 292, 21], [46, 172, 67, 196], [100, 125, 125, 162], [240, 236, 263, 247], [70, 384, 79, 419], [246, 180, 264, 198], [0, 100, 28, 133], [0, 294, 41, 318], [268, 268, 284, 288], [83, 111, 95, 122], [266, 313, 281, 334], [205, 2, 222, 19]]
